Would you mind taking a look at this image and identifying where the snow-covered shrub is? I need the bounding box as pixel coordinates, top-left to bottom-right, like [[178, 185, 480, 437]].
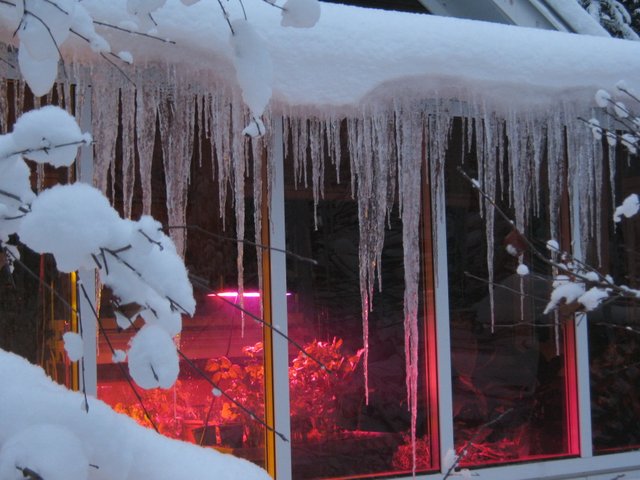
[[578, 0, 640, 40]]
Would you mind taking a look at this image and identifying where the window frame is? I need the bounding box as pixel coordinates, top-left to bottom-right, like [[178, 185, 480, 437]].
[[76, 113, 640, 480]]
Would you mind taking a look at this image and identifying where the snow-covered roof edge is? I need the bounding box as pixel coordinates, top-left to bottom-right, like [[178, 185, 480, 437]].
[[1, 1, 639, 118]]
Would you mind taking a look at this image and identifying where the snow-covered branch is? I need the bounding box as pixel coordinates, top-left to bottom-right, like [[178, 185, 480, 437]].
[[459, 166, 640, 318]]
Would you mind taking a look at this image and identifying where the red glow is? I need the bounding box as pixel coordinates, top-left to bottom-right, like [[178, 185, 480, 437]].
[[208, 291, 262, 298], [207, 291, 292, 298]]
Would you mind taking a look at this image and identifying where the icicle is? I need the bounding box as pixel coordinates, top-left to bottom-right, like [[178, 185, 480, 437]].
[[309, 118, 324, 228], [135, 85, 158, 216], [197, 96, 205, 169], [121, 86, 136, 218], [546, 111, 564, 241], [230, 96, 247, 334], [348, 109, 394, 407], [212, 92, 232, 223], [251, 130, 264, 322], [157, 78, 195, 257], [531, 116, 544, 218], [14, 80, 25, 120], [0, 79, 8, 133], [91, 72, 119, 195], [483, 112, 498, 333], [331, 118, 342, 183], [299, 119, 309, 190], [395, 101, 423, 477]]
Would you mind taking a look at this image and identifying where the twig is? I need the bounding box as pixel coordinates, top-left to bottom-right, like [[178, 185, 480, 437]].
[[0, 55, 16, 70], [0, 188, 25, 204], [178, 348, 289, 442], [78, 281, 160, 433], [16, 466, 43, 480], [100, 246, 191, 315], [11, 138, 91, 158], [216, 0, 235, 35], [618, 84, 640, 104], [92, 20, 176, 44], [41, 0, 68, 15], [99, 52, 136, 87], [463, 271, 548, 304], [458, 167, 629, 299], [22, 10, 68, 80], [261, 0, 285, 10], [189, 273, 329, 371], [116, 297, 287, 442], [443, 408, 514, 480], [137, 229, 163, 250], [238, 0, 248, 20], [4, 246, 160, 431], [166, 224, 318, 265]]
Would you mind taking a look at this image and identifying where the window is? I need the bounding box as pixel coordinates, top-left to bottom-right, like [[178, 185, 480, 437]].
[[444, 118, 579, 466], [95, 113, 268, 468], [588, 145, 640, 454], [282, 132, 438, 477]]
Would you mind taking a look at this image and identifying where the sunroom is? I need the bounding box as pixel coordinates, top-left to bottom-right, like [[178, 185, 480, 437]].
[[1, 1, 640, 479]]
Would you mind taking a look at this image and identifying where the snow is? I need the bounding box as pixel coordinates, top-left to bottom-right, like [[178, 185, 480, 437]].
[[0, 424, 89, 480], [63, 332, 85, 361], [230, 19, 273, 122], [516, 263, 530, 276], [546, 239, 560, 252], [0, 349, 271, 480], [18, 183, 122, 272], [127, 324, 179, 389], [0, 2, 639, 478], [281, 0, 321, 28], [1, 0, 638, 114], [112, 349, 127, 362], [595, 88, 612, 107], [614, 193, 640, 222], [578, 286, 610, 311], [12, 106, 91, 167], [545, 0, 611, 37]]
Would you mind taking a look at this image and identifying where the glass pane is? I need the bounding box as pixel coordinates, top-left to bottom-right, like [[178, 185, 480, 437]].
[[0, 248, 76, 385], [0, 82, 79, 386], [589, 150, 640, 453], [284, 151, 437, 478], [445, 120, 577, 466], [96, 130, 266, 467]]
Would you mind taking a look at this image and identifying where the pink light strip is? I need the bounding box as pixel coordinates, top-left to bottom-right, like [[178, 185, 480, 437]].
[[208, 291, 261, 298], [207, 291, 292, 298]]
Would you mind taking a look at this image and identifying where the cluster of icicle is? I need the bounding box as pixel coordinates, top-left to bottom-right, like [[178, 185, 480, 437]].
[[282, 98, 610, 474], [0, 60, 613, 474]]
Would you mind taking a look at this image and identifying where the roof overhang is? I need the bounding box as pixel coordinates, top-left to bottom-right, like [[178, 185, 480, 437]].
[[419, 0, 610, 35]]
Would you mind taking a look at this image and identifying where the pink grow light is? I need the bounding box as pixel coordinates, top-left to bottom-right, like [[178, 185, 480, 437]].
[[207, 291, 292, 298], [208, 291, 261, 298]]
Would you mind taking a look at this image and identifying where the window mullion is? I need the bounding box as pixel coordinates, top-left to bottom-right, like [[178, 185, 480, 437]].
[[269, 116, 293, 479], [431, 149, 455, 471], [570, 177, 594, 459]]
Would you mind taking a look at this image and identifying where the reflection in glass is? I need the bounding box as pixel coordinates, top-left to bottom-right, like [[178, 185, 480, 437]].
[[97, 133, 266, 467], [284, 157, 436, 478], [589, 150, 640, 453], [445, 121, 577, 466]]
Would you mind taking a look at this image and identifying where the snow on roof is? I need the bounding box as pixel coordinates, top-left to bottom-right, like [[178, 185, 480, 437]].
[[1, 0, 639, 116]]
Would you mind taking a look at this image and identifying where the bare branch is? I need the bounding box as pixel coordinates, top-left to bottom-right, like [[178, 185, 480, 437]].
[[22, 10, 68, 80], [188, 273, 330, 371], [99, 52, 136, 87], [166, 224, 318, 265], [78, 281, 160, 432], [261, 0, 286, 10], [443, 408, 514, 480], [92, 20, 176, 44], [16, 466, 43, 480]]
